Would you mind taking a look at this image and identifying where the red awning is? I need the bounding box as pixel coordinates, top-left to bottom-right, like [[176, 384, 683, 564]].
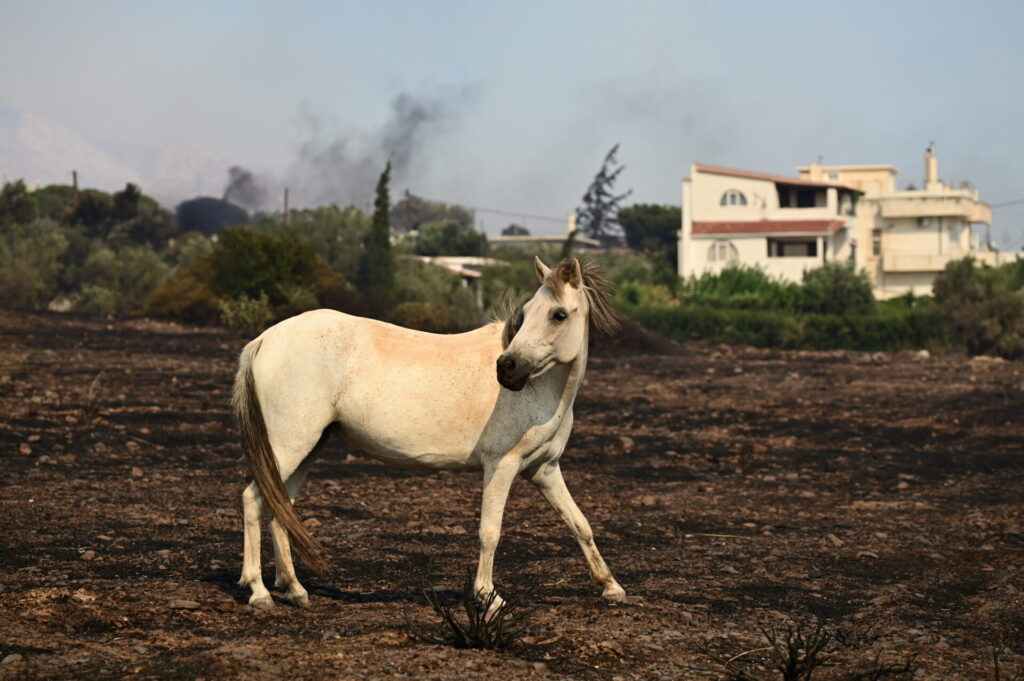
[[692, 220, 845, 235]]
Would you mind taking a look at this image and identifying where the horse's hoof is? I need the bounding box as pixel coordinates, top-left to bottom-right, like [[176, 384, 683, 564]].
[[602, 584, 627, 603], [249, 595, 275, 610], [285, 590, 309, 607]]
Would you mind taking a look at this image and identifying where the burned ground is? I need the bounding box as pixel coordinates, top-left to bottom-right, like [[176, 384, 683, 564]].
[[0, 310, 1022, 680]]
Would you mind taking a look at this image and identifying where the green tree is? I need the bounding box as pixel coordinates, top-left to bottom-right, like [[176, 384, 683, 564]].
[[0, 219, 69, 308], [357, 162, 396, 310], [0, 180, 39, 227], [618, 204, 680, 252], [210, 226, 317, 305], [256, 204, 370, 280], [933, 257, 1024, 358], [390, 190, 473, 233], [413, 219, 486, 256], [501, 224, 530, 236], [799, 262, 876, 316], [577, 144, 632, 247]]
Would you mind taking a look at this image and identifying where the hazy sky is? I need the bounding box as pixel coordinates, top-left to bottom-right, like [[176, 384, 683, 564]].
[[2, 0, 1023, 244]]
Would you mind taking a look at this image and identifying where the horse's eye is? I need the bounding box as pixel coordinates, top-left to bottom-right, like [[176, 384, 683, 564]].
[[552, 310, 568, 322]]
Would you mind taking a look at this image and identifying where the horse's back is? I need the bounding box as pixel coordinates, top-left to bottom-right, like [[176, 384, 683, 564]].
[[253, 309, 507, 469]]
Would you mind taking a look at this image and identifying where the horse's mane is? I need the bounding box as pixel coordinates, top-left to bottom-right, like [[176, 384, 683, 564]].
[[500, 258, 621, 349]]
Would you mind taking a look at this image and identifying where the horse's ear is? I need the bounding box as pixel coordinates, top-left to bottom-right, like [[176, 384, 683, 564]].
[[534, 256, 551, 284], [568, 258, 582, 288]]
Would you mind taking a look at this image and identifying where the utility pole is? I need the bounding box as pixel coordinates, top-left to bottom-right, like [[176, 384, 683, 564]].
[[71, 170, 78, 197], [283, 187, 290, 224]]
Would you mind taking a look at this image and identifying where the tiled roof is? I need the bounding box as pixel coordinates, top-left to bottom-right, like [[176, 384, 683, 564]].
[[692, 220, 845, 235], [693, 162, 857, 191]]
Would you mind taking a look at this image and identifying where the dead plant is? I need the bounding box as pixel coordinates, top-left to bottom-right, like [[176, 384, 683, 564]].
[[699, 618, 917, 681], [413, 568, 534, 651]]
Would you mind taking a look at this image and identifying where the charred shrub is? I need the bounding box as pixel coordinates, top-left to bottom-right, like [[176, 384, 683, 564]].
[[415, 570, 532, 652]]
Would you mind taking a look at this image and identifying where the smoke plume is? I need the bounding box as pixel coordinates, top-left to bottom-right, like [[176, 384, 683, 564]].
[[221, 89, 467, 213]]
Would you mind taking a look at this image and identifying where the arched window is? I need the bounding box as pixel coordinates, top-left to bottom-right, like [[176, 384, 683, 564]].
[[708, 240, 738, 263], [719, 189, 748, 206]]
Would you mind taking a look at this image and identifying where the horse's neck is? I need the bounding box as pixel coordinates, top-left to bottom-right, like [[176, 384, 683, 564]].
[[535, 334, 589, 415]]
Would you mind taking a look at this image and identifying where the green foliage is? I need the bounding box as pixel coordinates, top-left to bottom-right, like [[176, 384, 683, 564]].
[[164, 232, 214, 269], [684, 264, 801, 311], [387, 301, 456, 333], [577, 144, 632, 247], [142, 256, 220, 324], [30, 184, 76, 221], [618, 203, 680, 252], [390, 191, 473, 233], [799, 262, 876, 316], [394, 258, 482, 330], [73, 245, 172, 315], [413, 219, 487, 256], [357, 162, 396, 310], [0, 180, 39, 226], [218, 292, 275, 335], [501, 224, 529, 236], [0, 219, 69, 309], [209, 226, 317, 305], [932, 257, 1024, 358], [257, 204, 370, 280]]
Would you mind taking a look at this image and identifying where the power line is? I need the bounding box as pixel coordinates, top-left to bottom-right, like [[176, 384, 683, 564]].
[[991, 197, 1024, 209], [417, 195, 568, 224]]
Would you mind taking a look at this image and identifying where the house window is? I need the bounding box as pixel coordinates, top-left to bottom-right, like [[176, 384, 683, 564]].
[[767, 238, 817, 257], [708, 240, 738, 263], [828, 171, 841, 182], [719, 189, 748, 207], [871, 228, 882, 256]]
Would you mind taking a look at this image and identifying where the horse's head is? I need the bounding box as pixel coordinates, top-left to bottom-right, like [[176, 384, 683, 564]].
[[496, 257, 619, 391]]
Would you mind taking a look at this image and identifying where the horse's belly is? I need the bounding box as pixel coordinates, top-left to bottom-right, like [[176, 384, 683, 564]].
[[339, 420, 483, 471]]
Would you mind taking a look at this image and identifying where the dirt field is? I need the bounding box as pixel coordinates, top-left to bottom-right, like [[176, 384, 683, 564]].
[[1, 310, 1022, 680]]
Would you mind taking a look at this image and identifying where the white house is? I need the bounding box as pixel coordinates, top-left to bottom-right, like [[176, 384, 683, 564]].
[[678, 162, 858, 282], [679, 147, 1016, 297]]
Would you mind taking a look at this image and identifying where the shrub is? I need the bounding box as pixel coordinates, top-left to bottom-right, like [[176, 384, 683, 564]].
[[0, 219, 69, 309], [73, 245, 172, 315], [394, 258, 482, 330], [413, 219, 487, 257], [143, 256, 221, 324], [799, 262, 876, 316], [387, 301, 456, 333], [218, 292, 274, 335], [684, 263, 801, 311], [933, 257, 1024, 358], [210, 226, 317, 305]]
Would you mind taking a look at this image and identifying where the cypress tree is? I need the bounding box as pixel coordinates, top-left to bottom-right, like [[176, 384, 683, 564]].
[[358, 162, 396, 311]]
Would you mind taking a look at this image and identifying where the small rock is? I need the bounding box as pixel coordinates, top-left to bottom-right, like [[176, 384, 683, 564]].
[[896, 480, 910, 490], [321, 629, 339, 640], [131, 467, 144, 478], [825, 533, 845, 548], [98, 535, 114, 542], [857, 550, 880, 559], [302, 517, 322, 529], [132, 645, 148, 654], [599, 639, 624, 655], [169, 599, 201, 610], [532, 661, 551, 672], [915, 349, 930, 360], [27, 434, 41, 442], [618, 435, 635, 453], [464, 660, 478, 670], [80, 550, 97, 560], [640, 495, 659, 507], [19, 443, 32, 455], [1, 654, 22, 665], [721, 564, 739, 575]]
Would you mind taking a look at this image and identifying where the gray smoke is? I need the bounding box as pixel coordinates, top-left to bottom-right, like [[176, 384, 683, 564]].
[[223, 165, 271, 211], [289, 90, 464, 209], [219, 90, 463, 212]]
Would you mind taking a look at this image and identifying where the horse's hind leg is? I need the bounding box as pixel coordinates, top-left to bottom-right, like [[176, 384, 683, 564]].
[[269, 449, 321, 607], [525, 462, 626, 602], [239, 481, 274, 609]]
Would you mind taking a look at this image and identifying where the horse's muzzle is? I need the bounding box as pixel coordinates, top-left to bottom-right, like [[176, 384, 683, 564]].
[[496, 354, 529, 391]]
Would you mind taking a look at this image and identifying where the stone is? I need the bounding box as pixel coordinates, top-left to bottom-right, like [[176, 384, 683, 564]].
[[80, 550, 97, 560], [619, 435, 635, 453], [857, 550, 880, 559], [1, 654, 23, 665], [131, 467, 144, 478], [169, 599, 201, 610], [825, 533, 845, 548], [19, 443, 32, 455]]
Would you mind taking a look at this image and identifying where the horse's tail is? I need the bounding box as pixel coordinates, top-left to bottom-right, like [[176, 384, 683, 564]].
[[233, 338, 326, 572]]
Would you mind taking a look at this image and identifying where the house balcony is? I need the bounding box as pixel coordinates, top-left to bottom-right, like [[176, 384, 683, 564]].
[[882, 252, 960, 273], [876, 193, 991, 223]]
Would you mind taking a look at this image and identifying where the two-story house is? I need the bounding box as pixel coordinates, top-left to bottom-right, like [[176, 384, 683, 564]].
[[678, 163, 859, 282]]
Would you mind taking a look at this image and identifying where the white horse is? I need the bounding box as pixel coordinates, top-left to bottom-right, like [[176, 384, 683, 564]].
[[233, 256, 626, 609]]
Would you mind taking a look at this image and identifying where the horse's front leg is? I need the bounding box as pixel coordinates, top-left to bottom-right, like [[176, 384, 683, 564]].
[[525, 461, 626, 602], [473, 457, 520, 608]]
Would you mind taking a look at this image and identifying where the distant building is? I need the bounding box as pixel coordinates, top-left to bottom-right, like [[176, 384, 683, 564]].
[[680, 147, 1018, 297], [678, 162, 858, 283], [487, 212, 601, 250]]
